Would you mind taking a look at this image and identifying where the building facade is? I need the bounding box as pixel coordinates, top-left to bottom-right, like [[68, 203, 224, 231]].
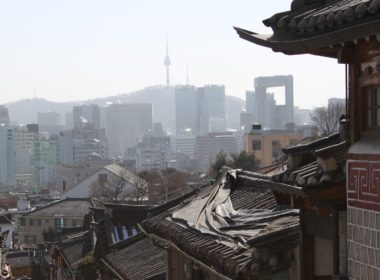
[[106, 103, 152, 159], [195, 132, 238, 170], [244, 128, 304, 166], [175, 85, 226, 135], [73, 104, 101, 129], [0, 106, 10, 126], [32, 137, 59, 186], [14, 124, 39, 176], [0, 125, 15, 186], [59, 124, 108, 165], [246, 75, 294, 130], [18, 198, 91, 248]]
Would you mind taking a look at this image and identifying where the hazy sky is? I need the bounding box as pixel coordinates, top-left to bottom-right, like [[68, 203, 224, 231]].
[[0, 0, 345, 108]]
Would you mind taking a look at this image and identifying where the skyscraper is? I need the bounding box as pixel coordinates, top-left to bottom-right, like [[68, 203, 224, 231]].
[[37, 111, 62, 135], [107, 103, 152, 158], [200, 85, 226, 133], [0, 106, 10, 126], [246, 75, 294, 130], [175, 86, 198, 134], [58, 124, 108, 165], [0, 125, 15, 186], [175, 85, 226, 135], [73, 104, 101, 129], [14, 124, 39, 175]]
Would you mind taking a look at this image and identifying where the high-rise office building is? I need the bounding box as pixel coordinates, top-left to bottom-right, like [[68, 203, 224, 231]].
[[175, 86, 198, 134], [107, 103, 152, 158], [37, 111, 62, 135], [59, 124, 108, 165], [201, 85, 226, 133], [14, 124, 39, 175], [195, 132, 238, 170], [175, 85, 226, 135], [73, 104, 101, 129], [129, 134, 171, 171], [32, 136, 59, 186], [0, 125, 15, 186], [246, 75, 294, 130], [0, 106, 10, 126]]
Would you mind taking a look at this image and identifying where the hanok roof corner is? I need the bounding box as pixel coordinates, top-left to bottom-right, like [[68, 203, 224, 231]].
[[234, 0, 380, 57]]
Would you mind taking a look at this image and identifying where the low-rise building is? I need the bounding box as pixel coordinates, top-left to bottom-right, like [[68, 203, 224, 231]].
[[195, 132, 238, 170], [128, 134, 172, 171], [17, 198, 91, 248], [61, 163, 147, 202], [244, 126, 303, 166]]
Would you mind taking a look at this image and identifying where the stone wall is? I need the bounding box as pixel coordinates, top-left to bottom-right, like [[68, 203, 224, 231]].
[[347, 206, 380, 279]]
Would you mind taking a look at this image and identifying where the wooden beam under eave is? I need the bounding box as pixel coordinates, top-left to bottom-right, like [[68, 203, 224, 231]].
[[338, 44, 357, 64]]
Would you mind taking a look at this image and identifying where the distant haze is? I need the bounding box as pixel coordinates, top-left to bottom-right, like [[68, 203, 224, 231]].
[[0, 0, 344, 108], [5, 87, 245, 132]]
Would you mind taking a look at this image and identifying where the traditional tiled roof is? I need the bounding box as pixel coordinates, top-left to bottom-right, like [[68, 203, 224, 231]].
[[234, 0, 380, 56], [103, 234, 166, 280], [59, 231, 92, 269], [0, 215, 11, 224], [6, 251, 32, 269], [238, 133, 347, 198], [142, 171, 299, 279], [91, 185, 201, 256], [273, 137, 347, 189]]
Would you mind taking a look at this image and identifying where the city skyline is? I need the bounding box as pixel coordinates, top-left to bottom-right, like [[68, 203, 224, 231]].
[[0, 0, 344, 108]]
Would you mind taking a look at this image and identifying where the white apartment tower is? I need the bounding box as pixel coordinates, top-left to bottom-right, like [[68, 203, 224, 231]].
[[107, 104, 152, 159]]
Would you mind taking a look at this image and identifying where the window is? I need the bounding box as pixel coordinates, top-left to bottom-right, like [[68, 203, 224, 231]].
[[272, 141, 282, 161], [19, 218, 25, 226], [25, 235, 36, 244], [55, 218, 64, 229], [252, 140, 261, 150], [365, 87, 380, 129], [29, 219, 41, 226]]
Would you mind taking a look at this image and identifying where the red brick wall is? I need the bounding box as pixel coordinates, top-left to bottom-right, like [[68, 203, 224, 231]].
[[348, 154, 380, 212]]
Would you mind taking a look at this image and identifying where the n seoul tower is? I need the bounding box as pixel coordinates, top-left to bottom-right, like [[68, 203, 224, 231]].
[[164, 35, 171, 87]]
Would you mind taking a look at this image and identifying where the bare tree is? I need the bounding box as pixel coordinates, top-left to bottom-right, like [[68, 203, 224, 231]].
[[310, 103, 345, 136], [91, 167, 148, 203]]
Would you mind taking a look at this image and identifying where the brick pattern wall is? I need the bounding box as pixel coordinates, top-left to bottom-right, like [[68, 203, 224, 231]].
[[347, 206, 380, 279]]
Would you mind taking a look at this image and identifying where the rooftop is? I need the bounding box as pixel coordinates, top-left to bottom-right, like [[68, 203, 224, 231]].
[[142, 170, 299, 278], [24, 198, 91, 217], [103, 234, 166, 280]]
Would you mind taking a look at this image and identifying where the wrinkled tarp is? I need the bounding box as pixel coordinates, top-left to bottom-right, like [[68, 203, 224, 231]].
[[171, 170, 299, 246]]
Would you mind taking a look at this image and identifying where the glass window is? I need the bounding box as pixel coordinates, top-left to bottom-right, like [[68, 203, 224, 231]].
[[25, 235, 36, 244], [72, 220, 78, 227], [252, 140, 261, 150], [55, 218, 64, 229], [272, 141, 282, 161]]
